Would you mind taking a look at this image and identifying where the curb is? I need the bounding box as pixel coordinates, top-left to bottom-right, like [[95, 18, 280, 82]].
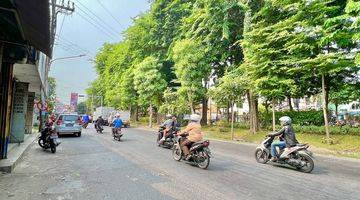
[[0, 133, 39, 173]]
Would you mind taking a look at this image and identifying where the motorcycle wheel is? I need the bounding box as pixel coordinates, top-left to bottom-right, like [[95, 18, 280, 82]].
[[38, 138, 45, 148], [197, 152, 210, 169], [50, 146, 56, 153], [255, 149, 269, 164], [172, 144, 182, 161], [297, 154, 314, 173]]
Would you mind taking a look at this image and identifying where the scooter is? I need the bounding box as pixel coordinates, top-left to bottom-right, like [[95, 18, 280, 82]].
[[38, 125, 60, 153], [172, 134, 211, 169], [95, 124, 104, 134], [255, 135, 314, 173], [112, 127, 123, 141], [157, 127, 180, 149]]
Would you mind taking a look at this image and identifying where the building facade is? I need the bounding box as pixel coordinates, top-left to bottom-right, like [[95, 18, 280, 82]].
[[0, 0, 51, 159]]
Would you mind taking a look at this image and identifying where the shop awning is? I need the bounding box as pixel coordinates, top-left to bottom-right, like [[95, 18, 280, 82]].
[[0, 0, 51, 57]]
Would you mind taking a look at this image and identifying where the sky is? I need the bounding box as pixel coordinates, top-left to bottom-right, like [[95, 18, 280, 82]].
[[49, 0, 150, 104]]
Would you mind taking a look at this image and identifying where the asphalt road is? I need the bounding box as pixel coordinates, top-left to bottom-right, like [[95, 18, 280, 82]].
[[0, 126, 359, 200]]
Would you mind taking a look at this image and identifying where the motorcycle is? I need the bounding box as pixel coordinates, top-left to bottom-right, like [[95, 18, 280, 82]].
[[38, 125, 60, 153], [255, 135, 314, 173], [95, 124, 104, 134], [112, 127, 123, 141], [172, 134, 211, 169], [82, 121, 89, 128], [157, 126, 180, 149]]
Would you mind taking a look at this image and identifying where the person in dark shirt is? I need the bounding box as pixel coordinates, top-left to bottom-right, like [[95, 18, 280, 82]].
[[268, 116, 298, 162]]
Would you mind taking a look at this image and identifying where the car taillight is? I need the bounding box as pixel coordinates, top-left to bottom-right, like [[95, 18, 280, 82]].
[[56, 120, 63, 125], [203, 141, 210, 147]]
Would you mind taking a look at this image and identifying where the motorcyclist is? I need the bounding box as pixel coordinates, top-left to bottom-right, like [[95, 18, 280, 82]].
[[159, 114, 177, 144], [82, 114, 90, 128], [112, 114, 123, 134], [177, 114, 203, 161], [95, 116, 104, 131], [268, 116, 298, 162]]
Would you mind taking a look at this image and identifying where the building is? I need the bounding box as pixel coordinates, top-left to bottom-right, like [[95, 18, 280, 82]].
[[0, 0, 51, 159]]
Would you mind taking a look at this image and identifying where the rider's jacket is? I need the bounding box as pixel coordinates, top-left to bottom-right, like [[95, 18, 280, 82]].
[[181, 122, 203, 142], [269, 125, 298, 147], [113, 118, 123, 128]]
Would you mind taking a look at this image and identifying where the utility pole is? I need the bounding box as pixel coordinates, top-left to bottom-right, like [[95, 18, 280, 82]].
[[40, 1, 75, 130], [50, 0, 75, 49]]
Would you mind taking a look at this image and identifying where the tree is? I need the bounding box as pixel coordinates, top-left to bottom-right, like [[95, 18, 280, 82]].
[[133, 57, 167, 127], [77, 101, 87, 115], [159, 88, 190, 115], [47, 77, 56, 114], [209, 69, 246, 139], [180, 0, 246, 124], [239, 0, 265, 133], [171, 39, 210, 119]]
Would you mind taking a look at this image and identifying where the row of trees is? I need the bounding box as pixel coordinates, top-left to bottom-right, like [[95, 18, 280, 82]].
[[87, 0, 359, 141]]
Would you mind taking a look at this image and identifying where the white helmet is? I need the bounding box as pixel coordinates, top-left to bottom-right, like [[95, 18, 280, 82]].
[[115, 113, 120, 118], [279, 116, 292, 126], [190, 114, 201, 122], [166, 114, 172, 119]]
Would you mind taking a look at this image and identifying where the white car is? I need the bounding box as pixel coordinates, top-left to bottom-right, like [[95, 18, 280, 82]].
[[55, 114, 82, 137]]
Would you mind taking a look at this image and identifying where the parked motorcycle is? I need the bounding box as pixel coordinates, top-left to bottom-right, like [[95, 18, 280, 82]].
[[255, 135, 314, 173], [172, 134, 211, 169], [157, 126, 180, 149], [38, 125, 60, 153], [112, 127, 123, 141]]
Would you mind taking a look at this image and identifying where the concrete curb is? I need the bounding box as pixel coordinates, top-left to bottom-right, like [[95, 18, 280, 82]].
[[0, 133, 39, 173], [133, 126, 360, 163]]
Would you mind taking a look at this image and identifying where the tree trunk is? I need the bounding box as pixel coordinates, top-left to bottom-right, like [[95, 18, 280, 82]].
[[201, 97, 208, 125], [272, 99, 276, 131], [249, 90, 259, 134], [227, 101, 231, 123], [135, 105, 139, 121], [322, 74, 330, 143], [287, 95, 293, 111], [231, 100, 235, 140], [335, 103, 338, 116], [265, 100, 269, 114], [216, 107, 219, 123], [149, 104, 153, 128], [246, 90, 252, 130], [208, 97, 212, 125]]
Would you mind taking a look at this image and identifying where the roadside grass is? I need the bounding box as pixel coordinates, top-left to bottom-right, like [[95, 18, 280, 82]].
[[131, 121, 360, 159], [202, 126, 360, 159]]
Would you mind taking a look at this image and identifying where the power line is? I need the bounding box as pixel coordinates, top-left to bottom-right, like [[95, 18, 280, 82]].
[[96, 0, 122, 27], [76, 7, 117, 40], [55, 35, 92, 56], [57, 15, 66, 38], [75, 4, 118, 38], [73, 0, 120, 38], [55, 37, 88, 55], [55, 43, 84, 55]]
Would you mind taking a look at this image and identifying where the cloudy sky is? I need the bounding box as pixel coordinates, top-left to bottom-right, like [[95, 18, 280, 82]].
[[50, 0, 149, 104]]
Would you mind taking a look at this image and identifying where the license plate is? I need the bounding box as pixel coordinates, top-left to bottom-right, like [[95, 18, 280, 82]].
[[50, 135, 58, 139], [66, 123, 73, 127]]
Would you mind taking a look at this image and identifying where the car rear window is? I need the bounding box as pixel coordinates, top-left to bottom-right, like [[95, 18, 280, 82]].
[[62, 115, 79, 121]]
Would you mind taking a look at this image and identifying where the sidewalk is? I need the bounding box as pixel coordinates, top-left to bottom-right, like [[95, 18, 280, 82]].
[[0, 133, 39, 173]]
